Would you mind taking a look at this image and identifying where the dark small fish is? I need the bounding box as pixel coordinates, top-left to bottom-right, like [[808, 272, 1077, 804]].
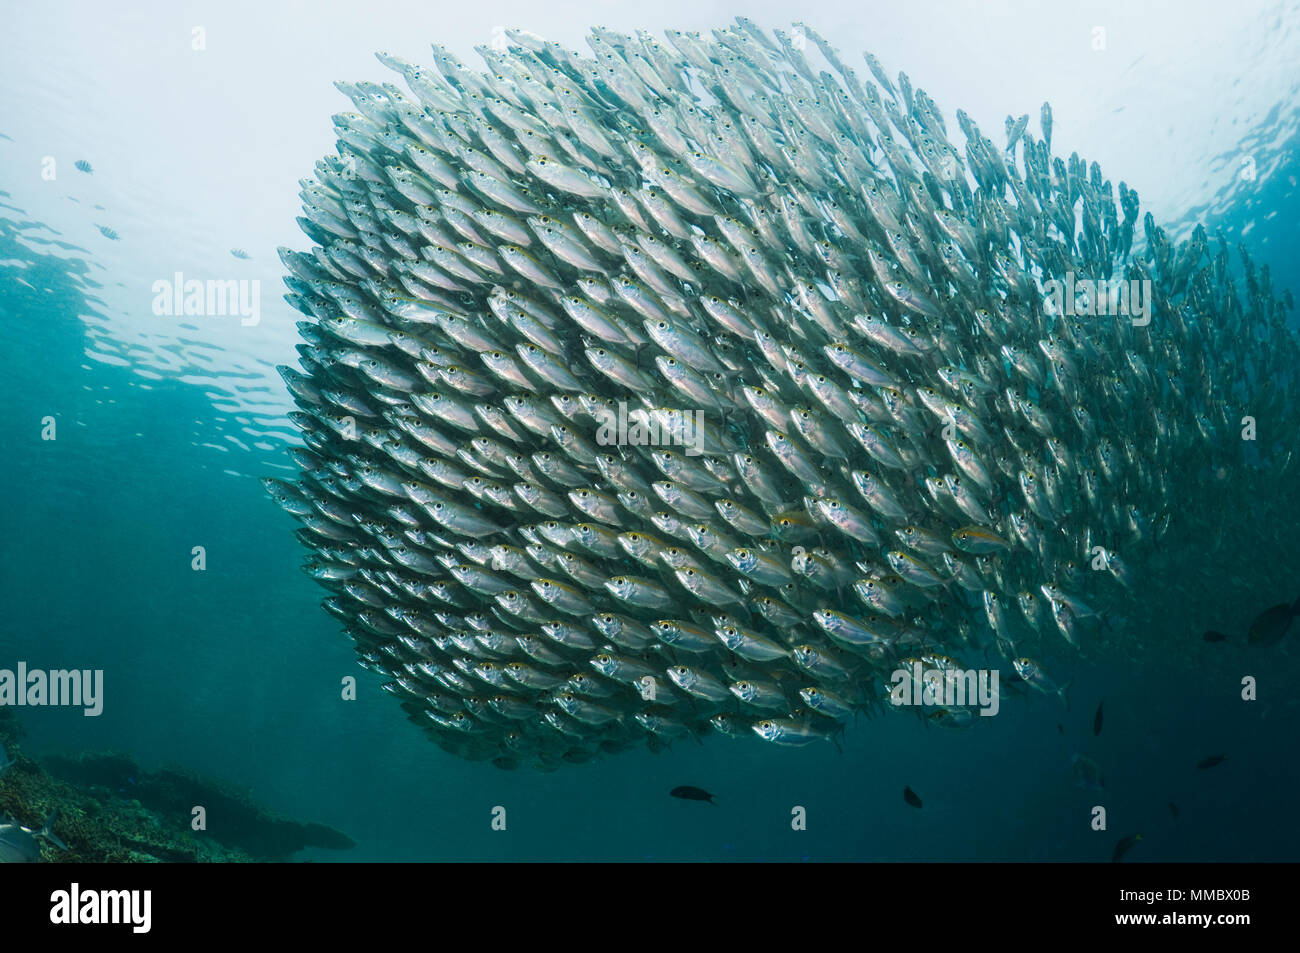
[[1247, 596, 1300, 645], [670, 785, 715, 804], [1168, 801, 1179, 819], [1057, 723, 1064, 734], [1202, 630, 1227, 642], [1093, 701, 1103, 736], [75, 159, 93, 174], [1111, 832, 1142, 863], [1197, 754, 1226, 770], [231, 248, 251, 260], [903, 786, 922, 809], [97, 225, 119, 241]]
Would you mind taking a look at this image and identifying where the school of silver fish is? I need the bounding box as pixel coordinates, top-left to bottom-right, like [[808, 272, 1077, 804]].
[[272, 19, 1299, 769]]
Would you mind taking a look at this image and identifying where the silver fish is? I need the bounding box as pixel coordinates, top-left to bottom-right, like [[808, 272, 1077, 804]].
[[279, 19, 1300, 773]]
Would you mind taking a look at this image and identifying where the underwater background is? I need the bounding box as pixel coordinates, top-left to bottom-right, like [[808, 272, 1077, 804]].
[[1, 0, 1298, 861]]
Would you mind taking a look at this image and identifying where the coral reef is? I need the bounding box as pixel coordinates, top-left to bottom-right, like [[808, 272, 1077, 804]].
[[0, 710, 354, 862]]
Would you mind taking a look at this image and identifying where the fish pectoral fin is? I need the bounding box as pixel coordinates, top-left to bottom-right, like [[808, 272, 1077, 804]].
[[40, 811, 67, 851], [43, 830, 69, 851]]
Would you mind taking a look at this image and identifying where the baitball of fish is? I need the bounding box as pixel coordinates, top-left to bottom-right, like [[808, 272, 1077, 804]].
[[271, 20, 1300, 770]]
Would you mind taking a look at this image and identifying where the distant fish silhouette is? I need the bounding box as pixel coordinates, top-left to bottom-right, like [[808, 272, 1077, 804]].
[[75, 159, 93, 174], [1093, 701, 1103, 736], [1070, 753, 1105, 792], [1168, 801, 1179, 819], [669, 785, 715, 804], [97, 225, 119, 241], [1202, 630, 1227, 642], [1197, 754, 1227, 770], [231, 248, 251, 260], [903, 786, 923, 809], [1247, 596, 1300, 645], [1112, 833, 1142, 863]]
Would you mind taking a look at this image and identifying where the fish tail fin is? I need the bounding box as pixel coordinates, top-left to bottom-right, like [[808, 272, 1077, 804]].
[[40, 810, 68, 851]]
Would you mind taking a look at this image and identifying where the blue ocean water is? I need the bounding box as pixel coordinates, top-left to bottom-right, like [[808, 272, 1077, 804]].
[[2, 1, 1299, 861]]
